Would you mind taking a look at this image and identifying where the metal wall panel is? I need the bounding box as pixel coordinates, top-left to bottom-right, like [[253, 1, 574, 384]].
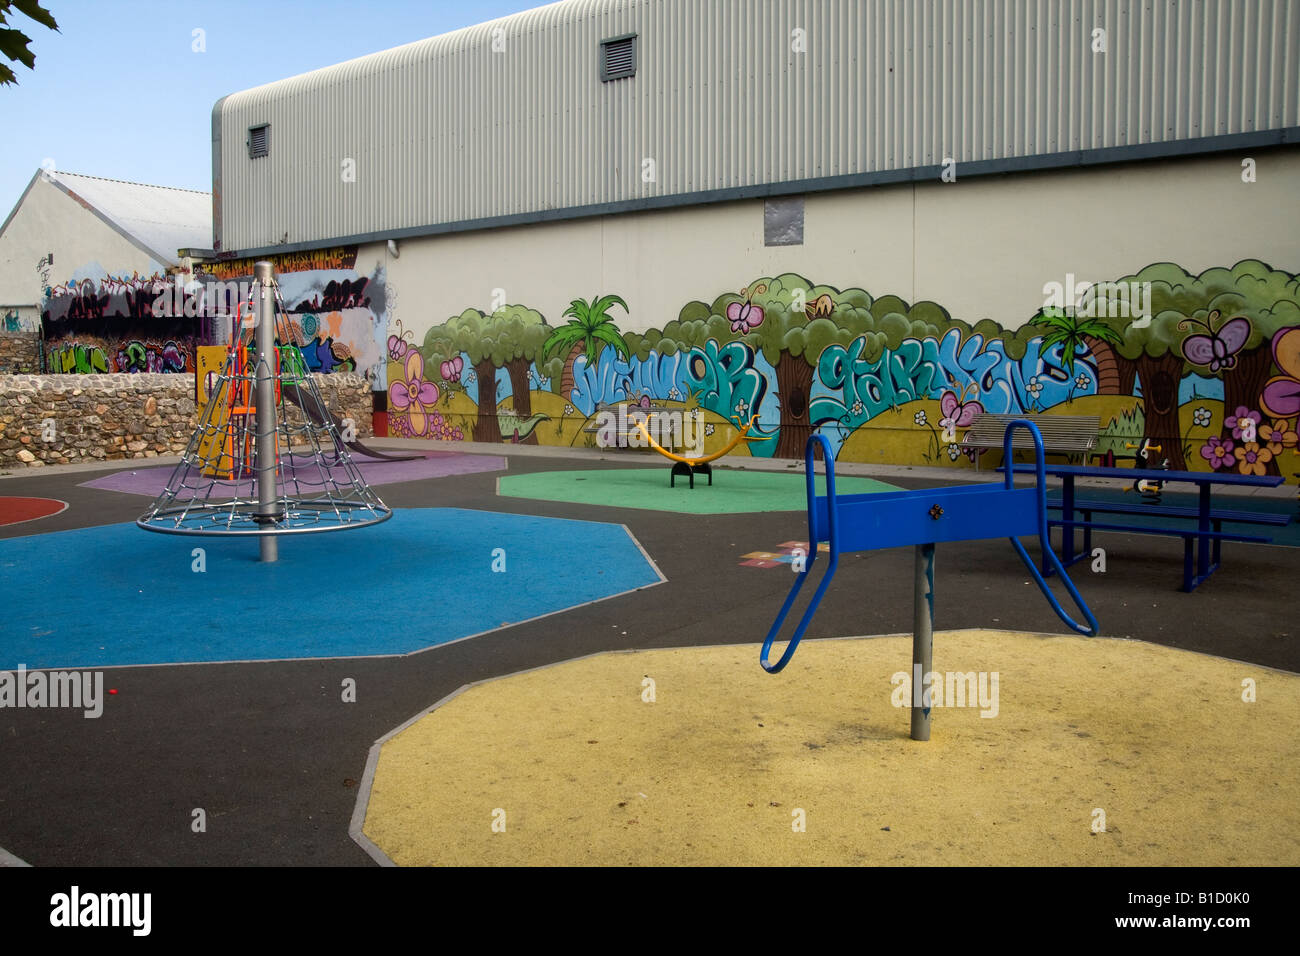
[[215, 0, 1300, 253]]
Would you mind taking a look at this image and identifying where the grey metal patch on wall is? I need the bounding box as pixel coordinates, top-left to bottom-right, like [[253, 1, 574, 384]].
[[764, 197, 804, 246]]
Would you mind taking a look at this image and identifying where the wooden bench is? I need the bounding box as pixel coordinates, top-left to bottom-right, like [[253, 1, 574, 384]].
[[962, 413, 1098, 468]]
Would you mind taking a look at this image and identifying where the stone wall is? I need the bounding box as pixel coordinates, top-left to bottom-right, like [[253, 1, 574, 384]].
[[0, 331, 40, 373], [0, 372, 372, 469]]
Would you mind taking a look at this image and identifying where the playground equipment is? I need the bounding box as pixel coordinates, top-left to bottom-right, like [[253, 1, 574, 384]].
[[1126, 440, 1169, 502], [632, 414, 760, 487], [137, 262, 391, 561], [760, 420, 1098, 740], [1095, 439, 1171, 503], [283, 387, 422, 464]]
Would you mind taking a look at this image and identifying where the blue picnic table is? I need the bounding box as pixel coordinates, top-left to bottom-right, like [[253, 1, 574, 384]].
[[1003, 463, 1289, 591]]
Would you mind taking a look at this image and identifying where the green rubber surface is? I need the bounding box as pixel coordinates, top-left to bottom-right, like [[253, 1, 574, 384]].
[[497, 467, 903, 514]]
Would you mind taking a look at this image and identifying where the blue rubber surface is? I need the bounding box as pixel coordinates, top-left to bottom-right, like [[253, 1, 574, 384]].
[[0, 508, 661, 669]]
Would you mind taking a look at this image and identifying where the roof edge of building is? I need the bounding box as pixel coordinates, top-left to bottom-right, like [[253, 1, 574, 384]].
[[215, 126, 1300, 262]]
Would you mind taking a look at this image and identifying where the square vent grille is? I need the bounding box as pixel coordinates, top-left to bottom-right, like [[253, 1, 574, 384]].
[[600, 35, 637, 81]]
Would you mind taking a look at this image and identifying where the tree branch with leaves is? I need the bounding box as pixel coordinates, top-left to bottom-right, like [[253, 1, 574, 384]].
[[0, 1, 59, 87]]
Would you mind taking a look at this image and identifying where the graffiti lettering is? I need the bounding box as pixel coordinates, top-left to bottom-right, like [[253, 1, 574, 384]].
[[570, 349, 687, 416], [296, 334, 355, 374], [812, 329, 1080, 429], [294, 278, 370, 312], [811, 337, 938, 426], [685, 340, 767, 422], [198, 247, 358, 281], [114, 340, 188, 374], [49, 343, 108, 374]]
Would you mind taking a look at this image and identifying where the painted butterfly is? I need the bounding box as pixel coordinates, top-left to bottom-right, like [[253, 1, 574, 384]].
[[726, 299, 764, 334], [726, 283, 768, 334], [440, 355, 464, 382], [1179, 310, 1251, 373]]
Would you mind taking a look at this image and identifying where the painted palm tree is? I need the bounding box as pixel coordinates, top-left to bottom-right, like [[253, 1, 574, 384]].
[[1029, 307, 1124, 396], [542, 294, 631, 400]]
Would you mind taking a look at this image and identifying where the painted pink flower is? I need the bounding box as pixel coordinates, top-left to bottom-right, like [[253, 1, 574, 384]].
[[1224, 406, 1262, 441], [389, 350, 440, 436], [1200, 436, 1234, 469], [725, 299, 764, 334], [1261, 327, 1300, 419], [388, 334, 408, 360]]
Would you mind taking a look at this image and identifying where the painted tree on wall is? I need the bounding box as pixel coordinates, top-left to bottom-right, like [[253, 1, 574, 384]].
[[540, 295, 630, 400], [422, 307, 537, 444], [1082, 261, 1300, 471], [1186, 262, 1300, 474], [1028, 308, 1124, 384], [487, 304, 550, 443], [699, 276, 997, 458], [668, 274, 1032, 458], [672, 276, 861, 458], [622, 311, 713, 381]]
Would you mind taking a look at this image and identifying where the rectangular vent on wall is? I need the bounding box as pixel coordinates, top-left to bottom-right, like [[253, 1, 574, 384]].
[[600, 34, 637, 81], [248, 124, 270, 159]]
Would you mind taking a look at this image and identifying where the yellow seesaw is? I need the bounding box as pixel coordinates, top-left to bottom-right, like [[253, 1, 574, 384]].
[[632, 414, 761, 488]]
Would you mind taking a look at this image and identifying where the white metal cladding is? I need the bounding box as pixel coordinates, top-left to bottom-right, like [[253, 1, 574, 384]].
[[214, 0, 1300, 253]]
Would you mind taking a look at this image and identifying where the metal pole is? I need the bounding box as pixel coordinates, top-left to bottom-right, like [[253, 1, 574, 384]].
[[254, 261, 278, 562], [911, 542, 935, 741]]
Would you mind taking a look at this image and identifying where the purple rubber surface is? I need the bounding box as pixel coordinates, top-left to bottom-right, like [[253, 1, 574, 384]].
[[79, 451, 507, 497]]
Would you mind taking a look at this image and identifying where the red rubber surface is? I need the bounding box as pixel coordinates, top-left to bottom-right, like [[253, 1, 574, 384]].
[[0, 496, 68, 526]]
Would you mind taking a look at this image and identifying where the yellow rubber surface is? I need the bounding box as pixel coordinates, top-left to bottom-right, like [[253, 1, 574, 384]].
[[363, 630, 1300, 866]]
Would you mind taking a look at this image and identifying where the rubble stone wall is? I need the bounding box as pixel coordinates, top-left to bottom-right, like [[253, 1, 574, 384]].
[[0, 372, 372, 469]]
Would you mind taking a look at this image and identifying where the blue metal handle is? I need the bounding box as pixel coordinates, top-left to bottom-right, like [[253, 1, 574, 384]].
[[760, 423, 1097, 676], [1001, 419, 1099, 636], [760, 434, 839, 672]]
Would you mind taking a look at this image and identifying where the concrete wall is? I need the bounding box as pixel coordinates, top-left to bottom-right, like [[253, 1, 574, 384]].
[[376, 147, 1300, 478], [385, 149, 1300, 334]]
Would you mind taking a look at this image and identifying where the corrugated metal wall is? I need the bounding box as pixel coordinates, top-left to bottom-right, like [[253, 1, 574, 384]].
[[215, 0, 1300, 253]]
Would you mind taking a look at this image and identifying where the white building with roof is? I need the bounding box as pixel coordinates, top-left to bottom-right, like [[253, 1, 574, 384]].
[[0, 170, 211, 331]]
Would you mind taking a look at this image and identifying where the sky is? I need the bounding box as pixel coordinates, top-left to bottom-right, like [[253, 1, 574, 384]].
[[0, 0, 545, 216]]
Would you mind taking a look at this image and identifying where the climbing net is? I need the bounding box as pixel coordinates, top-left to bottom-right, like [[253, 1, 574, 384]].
[[136, 279, 391, 536]]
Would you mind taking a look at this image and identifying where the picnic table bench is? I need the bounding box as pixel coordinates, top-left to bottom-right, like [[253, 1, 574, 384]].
[[963, 413, 1098, 467], [1004, 463, 1290, 591]]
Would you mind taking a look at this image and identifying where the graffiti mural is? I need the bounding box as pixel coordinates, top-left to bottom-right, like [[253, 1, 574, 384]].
[[43, 272, 170, 321], [48, 341, 109, 374], [196, 249, 387, 386], [386, 261, 1300, 482], [41, 270, 199, 374], [114, 340, 188, 373], [39, 251, 389, 381]]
